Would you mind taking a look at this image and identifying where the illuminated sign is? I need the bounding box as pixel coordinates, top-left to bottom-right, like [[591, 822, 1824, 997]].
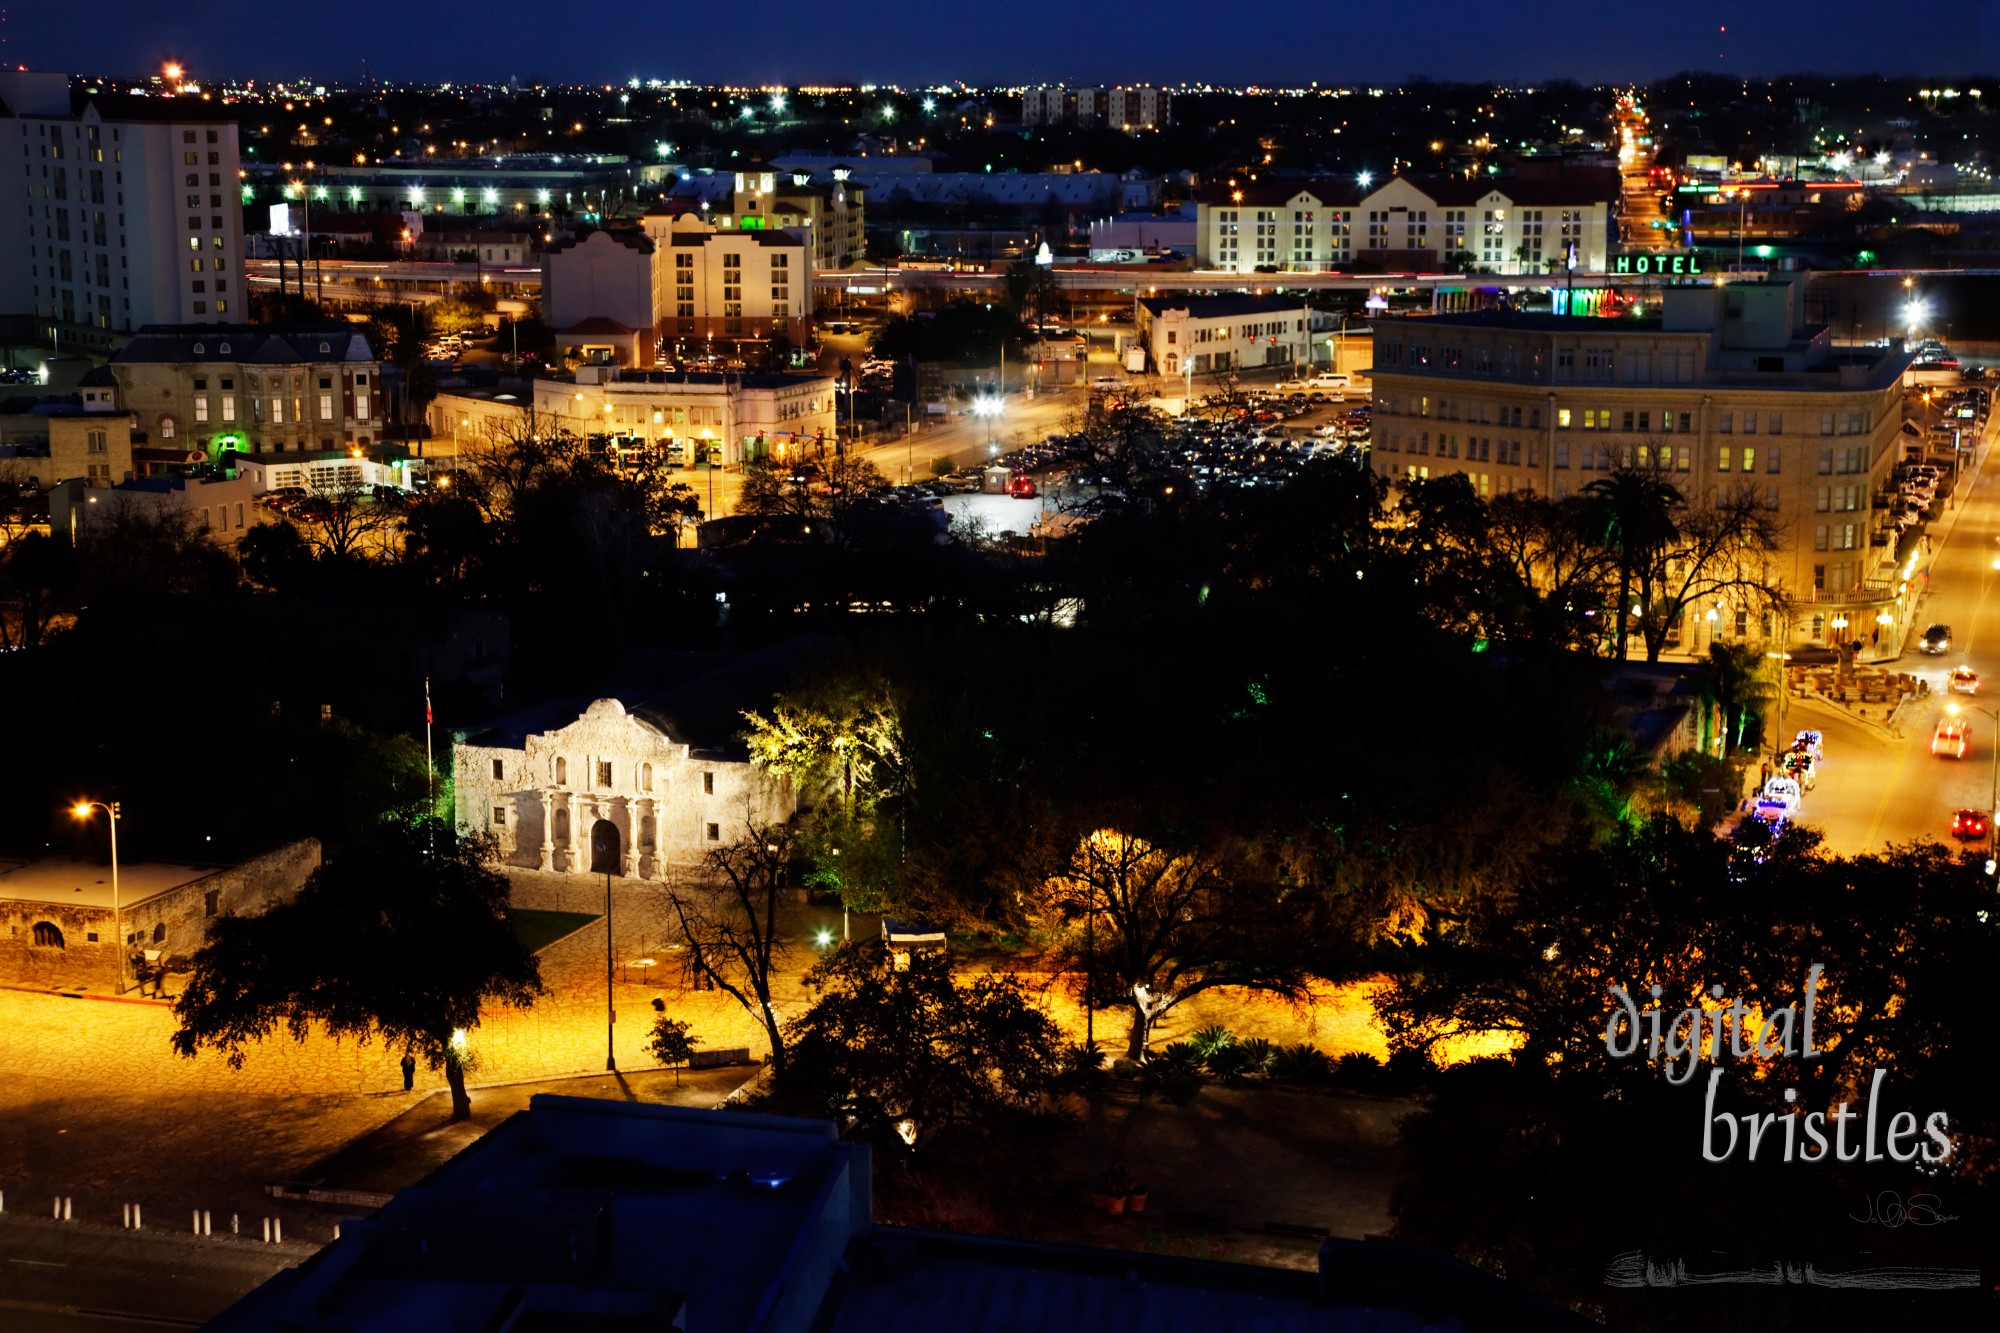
[[738, 215, 765, 230], [1611, 251, 1706, 276]]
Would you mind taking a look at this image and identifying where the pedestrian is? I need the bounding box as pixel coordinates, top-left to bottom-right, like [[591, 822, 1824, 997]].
[[400, 1053, 417, 1092]]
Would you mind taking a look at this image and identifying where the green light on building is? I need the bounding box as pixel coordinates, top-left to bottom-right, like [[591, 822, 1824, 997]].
[[738, 215, 765, 230]]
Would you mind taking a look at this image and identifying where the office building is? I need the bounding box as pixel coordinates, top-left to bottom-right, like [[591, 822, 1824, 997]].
[[0, 71, 247, 351]]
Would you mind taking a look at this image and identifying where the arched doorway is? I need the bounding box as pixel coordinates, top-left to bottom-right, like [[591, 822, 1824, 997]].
[[590, 819, 622, 876]]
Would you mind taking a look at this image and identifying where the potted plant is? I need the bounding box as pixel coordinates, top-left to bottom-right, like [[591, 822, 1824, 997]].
[[1092, 1165, 1135, 1215], [1125, 1182, 1150, 1213]]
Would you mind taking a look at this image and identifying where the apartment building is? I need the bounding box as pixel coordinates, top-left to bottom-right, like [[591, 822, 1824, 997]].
[[0, 71, 247, 351], [1366, 274, 1917, 651], [1196, 170, 1616, 276], [108, 325, 382, 458], [1021, 85, 1172, 131]]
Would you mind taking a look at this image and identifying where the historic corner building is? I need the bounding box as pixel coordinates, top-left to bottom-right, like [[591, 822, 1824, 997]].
[[451, 698, 795, 878], [1367, 272, 1919, 657]]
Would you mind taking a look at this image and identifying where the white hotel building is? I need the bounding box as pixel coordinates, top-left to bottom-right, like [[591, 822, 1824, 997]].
[[1195, 170, 1617, 277], [0, 72, 246, 353]]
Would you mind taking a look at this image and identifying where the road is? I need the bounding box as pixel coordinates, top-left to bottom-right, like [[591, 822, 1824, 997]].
[[0, 1216, 296, 1330], [1790, 401, 2000, 857]]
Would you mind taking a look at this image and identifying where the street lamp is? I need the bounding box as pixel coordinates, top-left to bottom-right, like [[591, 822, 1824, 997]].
[[71, 800, 124, 995], [831, 845, 847, 942], [973, 395, 1002, 455]]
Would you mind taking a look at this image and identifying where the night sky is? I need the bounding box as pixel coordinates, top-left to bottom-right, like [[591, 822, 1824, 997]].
[[4, 0, 1999, 86]]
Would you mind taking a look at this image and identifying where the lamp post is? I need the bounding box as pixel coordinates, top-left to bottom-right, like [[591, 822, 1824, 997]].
[[1764, 651, 1792, 766], [71, 800, 123, 995], [832, 845, 847, 942], [973, 395, 1002, 456]]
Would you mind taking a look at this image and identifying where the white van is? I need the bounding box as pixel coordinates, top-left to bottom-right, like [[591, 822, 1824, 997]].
[[1308, 373, 1352, 390]]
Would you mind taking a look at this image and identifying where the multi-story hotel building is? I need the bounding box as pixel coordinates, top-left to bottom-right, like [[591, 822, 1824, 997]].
[[1367, 274, 1918, 652], [1196, 170, 1617, 276], [0, 71, 246, 352]]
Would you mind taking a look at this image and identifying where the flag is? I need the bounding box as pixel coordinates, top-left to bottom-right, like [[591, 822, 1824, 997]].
[[424, 677, 433, 727]]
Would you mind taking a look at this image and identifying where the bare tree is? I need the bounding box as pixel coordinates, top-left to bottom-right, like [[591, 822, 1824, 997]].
[[292, 477, 399, 560], [663, 825, 797, 1072], [1635, 484, 1788, 663], [454, 408, 587, 522]]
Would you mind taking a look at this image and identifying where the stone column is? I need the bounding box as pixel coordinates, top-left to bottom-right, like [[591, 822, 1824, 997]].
[[537, 791, 554, 872], [622, 797, 640, 878], [562, 793, 580, 871]]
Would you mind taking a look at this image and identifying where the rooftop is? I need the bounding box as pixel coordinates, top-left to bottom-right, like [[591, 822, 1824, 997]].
[[1139, 293, 1308, 319], [206, 1094, 1601, 1333], [0, 858, 219, 910], [114, 326, 378, 366]]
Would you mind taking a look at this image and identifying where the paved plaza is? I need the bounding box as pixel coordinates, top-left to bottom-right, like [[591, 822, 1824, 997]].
[[0, 864, 1402, 1248]]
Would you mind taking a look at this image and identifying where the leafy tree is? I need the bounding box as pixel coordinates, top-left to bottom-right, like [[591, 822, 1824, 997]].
[[1379, 820, 2000, 1325], [0, 530, 78, 651], [871, 301, 1027, 367], [777, 941, 1067, 1155], [742, 670, 906, 810], [662, 825, 797, 1074], [236, 520, 316, 594], [646, 1015, 699, 1084], [1700, 640, 1775, 754], [170, 820, 543, 1120]]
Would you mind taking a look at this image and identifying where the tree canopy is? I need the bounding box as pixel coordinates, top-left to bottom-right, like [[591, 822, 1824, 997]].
[[171, 819, 543, 1119]]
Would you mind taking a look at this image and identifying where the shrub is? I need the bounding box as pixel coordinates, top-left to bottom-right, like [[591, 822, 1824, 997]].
[[1271, 1043, 1331, 1083], [1189, 1024, 1235, 1058], [1331, 1051, 1384, 1089]]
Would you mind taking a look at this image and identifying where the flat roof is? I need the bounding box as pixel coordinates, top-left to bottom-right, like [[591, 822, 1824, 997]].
[[0, 858, 219, 910]]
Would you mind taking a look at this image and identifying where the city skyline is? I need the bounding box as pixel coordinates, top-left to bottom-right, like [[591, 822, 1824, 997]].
[[4, 0, 2000, 87]]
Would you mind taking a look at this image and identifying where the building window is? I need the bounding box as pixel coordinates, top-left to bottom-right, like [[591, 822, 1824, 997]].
[[555, 756, 568, 785], [706, 822, 720, 841], [703, 771, 715, 795], [597, 760, 614, 788], [491, 759, 504, 780], [152, 922, 166, 944], [492, 803, 507, 827], [641, 762, 654, 792], [204, 890, 221, 918], [31, 922, 63, 948]]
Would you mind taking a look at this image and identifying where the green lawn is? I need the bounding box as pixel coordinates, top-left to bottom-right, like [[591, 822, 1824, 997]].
[[509, 908, 602, 954]]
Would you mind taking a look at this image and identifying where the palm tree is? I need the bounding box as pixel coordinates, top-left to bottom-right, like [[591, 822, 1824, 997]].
[[1700, 641, 1775, 754], [1582, 468, 1683, 661]]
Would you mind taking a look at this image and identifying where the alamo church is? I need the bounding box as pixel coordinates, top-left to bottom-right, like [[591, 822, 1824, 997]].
[[451, 662, 798, 876]]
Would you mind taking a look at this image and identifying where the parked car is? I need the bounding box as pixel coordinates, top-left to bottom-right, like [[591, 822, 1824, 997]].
[[1921, 624, 1954, 655]]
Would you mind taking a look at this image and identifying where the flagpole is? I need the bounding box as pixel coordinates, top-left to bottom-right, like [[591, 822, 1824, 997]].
[[425, 677, 435, 846]]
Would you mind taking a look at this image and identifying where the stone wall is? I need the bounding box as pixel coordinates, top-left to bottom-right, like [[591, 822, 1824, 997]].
[[0, 838, 321, 993], [127, 838, 324, 972]]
